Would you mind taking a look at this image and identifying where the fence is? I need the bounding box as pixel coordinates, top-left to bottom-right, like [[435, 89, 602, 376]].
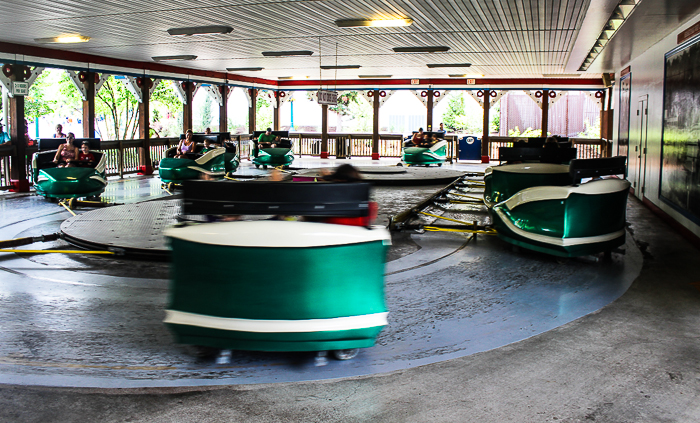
[[1, 134, 608, 191], [485, 136, 608, 161]]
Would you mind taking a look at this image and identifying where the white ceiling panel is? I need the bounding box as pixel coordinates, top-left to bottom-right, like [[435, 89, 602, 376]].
[[0, 0, 624, 80]]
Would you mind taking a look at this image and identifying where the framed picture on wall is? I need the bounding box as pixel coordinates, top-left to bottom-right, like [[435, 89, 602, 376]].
[[660, 35, 700, 224]]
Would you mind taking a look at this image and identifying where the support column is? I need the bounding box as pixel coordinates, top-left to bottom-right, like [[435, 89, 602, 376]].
[[426, 89, 434, 131], [182, 82, 193, 133], [219, 85, 228, 133], [541, 89, 550, 138], [372, 89, 380, 160], [273, 92, 280, 131], [138, 77, 153, 175], [320, 104, 329, 159], [82, 72, 96, 138], [9, 68, 29, 192], [481, 89, 491, 163], [248, 89, 257, 133]]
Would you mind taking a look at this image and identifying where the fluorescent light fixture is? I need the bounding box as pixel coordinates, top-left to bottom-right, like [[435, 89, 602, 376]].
[[335, 19, 413, 28], [579, 0, 642, 71], [393, 46, 450, 53], [277, 76, 309, 80], [427, 63, 471, 68], [167, 25, 233, 36], [448, 74, 483, 78], [358, 75, 392, 78], [226, 67, 264, 71], [320, 65, 361, 69], [262, 50, 314, 57], [35, 34, 90, 44], [152, 55, 197, 62], [542, 74, 582, 78]]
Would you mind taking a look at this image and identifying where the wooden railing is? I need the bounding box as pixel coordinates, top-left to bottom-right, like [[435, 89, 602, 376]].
[[485, 136, 609, 161], [0, 144, 12, 190], [1, 134, 608, 191]]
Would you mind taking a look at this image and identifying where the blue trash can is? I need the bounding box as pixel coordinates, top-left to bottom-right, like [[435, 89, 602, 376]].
[[459, 136, 481, 160]]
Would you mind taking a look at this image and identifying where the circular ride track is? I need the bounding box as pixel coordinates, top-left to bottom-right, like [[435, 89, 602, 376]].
[[0, 173, 642, 388]]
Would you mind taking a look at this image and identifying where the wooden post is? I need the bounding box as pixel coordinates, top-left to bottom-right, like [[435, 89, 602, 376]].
[[372, 89, 380, 160], [82, 71, 96, 138], [248, 88, 257, 133], [219, 85, 228, 134], [481, 89, 491, 163], [9, 69, 29, 192], [426, 89, 434, 131], [273, 92, 280, 131], [541, 89, 550, 138], [138, 77, 153, 175], [183, 82, 193, 133], [320, 104, 329, 158]]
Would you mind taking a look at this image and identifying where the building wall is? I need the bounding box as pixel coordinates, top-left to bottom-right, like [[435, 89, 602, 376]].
[[614, 11, 700, 238]]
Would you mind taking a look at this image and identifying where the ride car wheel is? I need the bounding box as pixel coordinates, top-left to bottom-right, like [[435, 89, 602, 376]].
[[332, 348, 359, 360]]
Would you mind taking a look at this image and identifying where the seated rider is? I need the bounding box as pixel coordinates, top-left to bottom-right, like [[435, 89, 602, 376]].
[[53, 132, 79, 167], [320, 164, 377, 227], [419, 133, 439, 148], [410, 128, 425, 147], [258, 127, 279, 149], [77, 141, 97, 167], [175, 129, 196, 158]]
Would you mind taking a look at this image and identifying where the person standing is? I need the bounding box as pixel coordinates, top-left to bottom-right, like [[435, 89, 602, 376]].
[[0, 122, 10, 145], [54, 124, 67, 138]]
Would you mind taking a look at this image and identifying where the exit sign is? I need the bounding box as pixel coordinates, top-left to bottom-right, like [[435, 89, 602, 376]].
[[467, 79, 476, 85], [411, 79, 420, 85], [12, 81, 28, 96]]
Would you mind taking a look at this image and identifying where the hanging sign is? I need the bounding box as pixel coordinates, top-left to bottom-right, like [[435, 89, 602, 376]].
[[317, 90, 338, 105], [12, 81, 28, 96]]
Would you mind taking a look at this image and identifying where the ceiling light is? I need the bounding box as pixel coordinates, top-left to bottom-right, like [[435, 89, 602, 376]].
[[226, 67, 264, 72], [152, 55, 198, 62], [277, 76, 309, 80], [35, 34, 90, 44], [358, 75, 392, 78], [448, 74, 466, 77], [262, 50, 314, 57], [542, 74, 582, 78], [320, 65, 361, 69], [393, 46, 450, 53], [427, 63, 471, 68], [167, 25, 233, 36], [335, 19, 413, 28]]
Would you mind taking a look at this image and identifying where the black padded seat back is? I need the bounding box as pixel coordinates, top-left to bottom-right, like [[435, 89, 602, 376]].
[[182, 180, 371, 217], [499, 147, 542, 162], [34, 150, 58, 170], [569, 156, 627, 184], [499, 146, 577, 164], [224, 142, 237, 154], [87, 152, 104, 168], [179, 133, 230, 144], [38, 138, 100, 151]]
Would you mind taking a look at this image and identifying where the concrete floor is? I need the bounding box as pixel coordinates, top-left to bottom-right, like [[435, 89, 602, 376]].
[[1, 161, 700, 422]]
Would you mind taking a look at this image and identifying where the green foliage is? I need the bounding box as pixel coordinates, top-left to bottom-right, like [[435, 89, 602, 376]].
[[25, 72, 55, 122], [256, 92, 273, 131], [577, 117, 601, 138], [330, 91, 360, 116], [442, 92, 484, 134], [196, 96, 213, 132], [508, 126, 551, 137], [490, 102, 500, 134]]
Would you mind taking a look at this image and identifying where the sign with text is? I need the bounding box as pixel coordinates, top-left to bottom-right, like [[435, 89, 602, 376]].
[[411, 79, 420, 85], [467, 79, 476, 85], [316, 90, 338, 105], [12, 81, 28, 96]]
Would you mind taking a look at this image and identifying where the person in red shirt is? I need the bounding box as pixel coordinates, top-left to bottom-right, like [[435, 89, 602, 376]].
[[78, 141, 96, 167]]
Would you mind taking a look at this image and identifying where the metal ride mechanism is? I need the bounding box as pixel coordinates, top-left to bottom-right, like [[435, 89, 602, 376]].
[[388, 172, 497, 238]]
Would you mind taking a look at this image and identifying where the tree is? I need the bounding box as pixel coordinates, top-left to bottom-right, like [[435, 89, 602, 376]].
[[256, 92, 273, 131]]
